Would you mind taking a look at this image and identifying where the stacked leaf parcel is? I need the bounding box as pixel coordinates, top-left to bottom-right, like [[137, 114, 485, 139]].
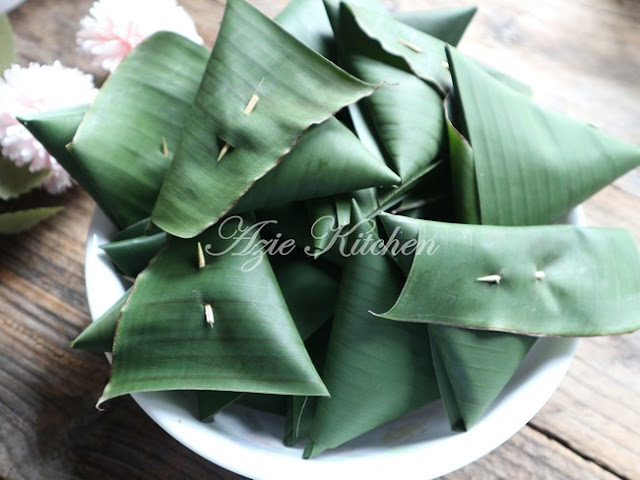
[[22, 0, 640, 458]]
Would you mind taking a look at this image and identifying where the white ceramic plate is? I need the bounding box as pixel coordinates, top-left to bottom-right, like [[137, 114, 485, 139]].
[[85, 207, 581, 480]]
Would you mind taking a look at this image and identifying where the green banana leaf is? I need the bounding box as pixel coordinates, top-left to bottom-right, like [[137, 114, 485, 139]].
[[447, 46, 640, 226], [71, 288, 131, 352], [152, 0, 376, 238], [285, 321, 332, 446], [430, 325, 535, 430], [378, 215, 640, 336], [338, 7, 444, 182], [0, 207, 62, 234], [197, 256, 339, 421], [445, 98, 480, 224], [0, 14, 14, 71], [101, 232, 167, 278], [275, 0, 336, 59], [230, 117, 399, 213], [0, 158, 50, 201], [68, 33, 209, 230], [18, 106, 92, 197], [340, 4, 450, 94], [395, 6, 476, 46], [108, 217, 162, 243], [98, 216, 328, 407], [379, 214, 536, 430], [304, 202, 439, 458]]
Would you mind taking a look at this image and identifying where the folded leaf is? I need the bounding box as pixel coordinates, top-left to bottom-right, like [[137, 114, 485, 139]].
[[98, 217, 328, 407], [101, 232, 167, 278], [430, 325, 535, 430], [231, 117, 399, 213], [18, 105, 88, 194], [152, 0, 375, 238], [338, 6, 444, 182], [395, 6, 477, 46], [304, 202, 439, 458], [445, 98, 480, 224], [71, 288, 131, 352], [68, 33, 209, 229], [197, 256, 339, 421], [379, 215, 640, 336], [380, 214, 537, 430], [340, 4, 451, 94], [276, 0, 336, 59], [0, 207, 62, 234], [447, 46, 640, 226]]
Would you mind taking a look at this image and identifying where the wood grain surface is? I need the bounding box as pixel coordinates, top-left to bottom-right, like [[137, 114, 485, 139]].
[[1, 0, 639, 479]]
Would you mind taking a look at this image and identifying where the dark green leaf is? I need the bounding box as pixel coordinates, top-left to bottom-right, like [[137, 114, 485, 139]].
[[71, 289, 131, 352], [447, 46, 640, 225], [304, 202, 439, 458], [101, 232, 167, 278], [98, 216, 328, 406], [152, 0, 376, 238], [379, 215, 640, 336], [394, 6, 477, 46], [69, 33, 209, 229]]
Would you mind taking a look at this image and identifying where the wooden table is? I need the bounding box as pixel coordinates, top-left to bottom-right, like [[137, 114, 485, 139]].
[[2, 0, 639, 478]]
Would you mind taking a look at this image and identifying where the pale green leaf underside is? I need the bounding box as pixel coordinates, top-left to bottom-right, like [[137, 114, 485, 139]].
[[380, 216, 640, 336], [0, 207, 62, 234], [0, 157, 50, 201], [0, 14, 15, 72]]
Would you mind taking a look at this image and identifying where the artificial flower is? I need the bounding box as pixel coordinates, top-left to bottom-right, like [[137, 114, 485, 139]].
[[77, 0, 204, 72], [0, 61, 98, 194]]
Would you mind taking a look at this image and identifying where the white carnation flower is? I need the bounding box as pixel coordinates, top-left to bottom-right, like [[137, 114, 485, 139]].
[[0, 61, 98, 194], [77, 0, 204, 72]]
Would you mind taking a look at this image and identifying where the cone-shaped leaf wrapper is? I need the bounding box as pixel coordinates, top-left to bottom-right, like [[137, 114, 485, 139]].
[[338, 4, 445, 182], [97, 216, 328, 407], [197, 257, 338, 421], [304, 202, 439, 458], [231, 117, 400, 213], [447, 46, 640, 226], [380, 214, 535, 430], [68, 33, 209, 230], [18, 106, 88, 196], [71, 289, 131, 352], [395, 6, 476, 46], [378, 215, 640, 336], [152, 0, 376, 238]]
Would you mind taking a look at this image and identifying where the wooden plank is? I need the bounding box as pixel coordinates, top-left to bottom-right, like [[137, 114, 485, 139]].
[[444, 427, 620, 480], [1, 1, 638, 479]]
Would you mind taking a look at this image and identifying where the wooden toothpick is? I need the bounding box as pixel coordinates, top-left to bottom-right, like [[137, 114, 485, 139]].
[[243, 77, 265, 115], [204, 303, 215, 327], [197, 241, 206, 269], [398, 38, 422, 53], [161, 137, 170, 157], [476, 274, 502, 285], [217, 142, 231, 162]]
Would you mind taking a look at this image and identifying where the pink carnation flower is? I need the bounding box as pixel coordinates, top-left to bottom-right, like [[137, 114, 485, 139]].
[[0, 62, 98, 194], [77, 0, 204, 72]]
